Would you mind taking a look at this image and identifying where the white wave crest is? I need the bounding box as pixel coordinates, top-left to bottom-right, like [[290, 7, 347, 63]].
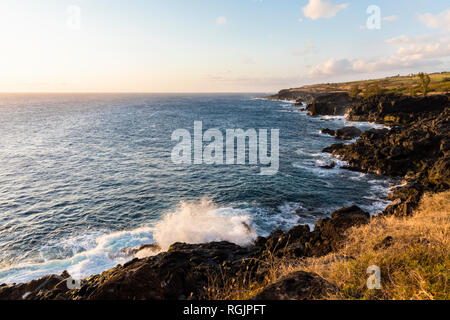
[[153, 198, 257, 250]]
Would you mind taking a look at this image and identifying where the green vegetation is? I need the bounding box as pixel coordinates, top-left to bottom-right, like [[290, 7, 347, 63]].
[[209, 191, 450, 300], [349, 85, 362, 98], [282, 72, 450, 98], [363, 83, 384, 98], [299, 191, 450, 300], [418, 72, 431, 96]]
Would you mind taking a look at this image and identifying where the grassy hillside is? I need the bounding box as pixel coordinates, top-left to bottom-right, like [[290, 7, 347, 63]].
[[283, 72, 450, 97], [209, 191, 450, 300], [297, 190, 449, 300]]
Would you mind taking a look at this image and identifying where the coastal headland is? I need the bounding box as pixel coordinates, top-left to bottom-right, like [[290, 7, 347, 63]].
[[1, 73, 449, 300]]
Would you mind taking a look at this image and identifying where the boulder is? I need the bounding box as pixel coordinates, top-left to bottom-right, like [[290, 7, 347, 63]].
[[320, 128, 335, 136], [320, 161, 336, 169], [252, 271, 336, 300], [0, 273, 68, 300], [373, 236, 394, 251], [428, 157, 450, 188], [307, 93, 354, 116], [310, 206, 370, 254], [335, 126, 362, 140], [87, 262, 164, 300]]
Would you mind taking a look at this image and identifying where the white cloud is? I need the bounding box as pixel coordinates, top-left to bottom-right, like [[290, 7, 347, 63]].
[[383, 15, 398, 21], [386, 34, 450, 45], [309, 56, 438, 78], [216, 16, 227, 26], [309, 58, 352, 76], [396, 43, 450, 60], [418, 8, 450, 30], [386, 34, 450, 60], [302, 0, 349, 20], [309, 35, 450, 78], [386, 35, 427, 46]]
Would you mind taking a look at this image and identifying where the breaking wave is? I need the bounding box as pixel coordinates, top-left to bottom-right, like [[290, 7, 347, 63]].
[[153, 198, 258, 250]]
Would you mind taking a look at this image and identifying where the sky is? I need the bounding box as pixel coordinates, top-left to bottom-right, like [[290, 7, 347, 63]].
[[0, 0, 449, 92]]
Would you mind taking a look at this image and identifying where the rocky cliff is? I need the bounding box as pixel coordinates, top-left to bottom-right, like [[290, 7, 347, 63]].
[[1, 91, 448, 301]]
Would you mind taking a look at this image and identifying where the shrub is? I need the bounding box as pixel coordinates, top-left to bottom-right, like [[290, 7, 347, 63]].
[[418, 72, 431, 96], [349, 85, 362, 98], [364, 83, 383, 98]]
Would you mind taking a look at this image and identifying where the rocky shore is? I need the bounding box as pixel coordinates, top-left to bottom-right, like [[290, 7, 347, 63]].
[[1, 90, 448, 300]]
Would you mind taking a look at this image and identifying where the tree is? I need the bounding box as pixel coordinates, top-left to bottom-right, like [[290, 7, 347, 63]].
[[417, 72, 431, 96], [349, 85, 362, 98]]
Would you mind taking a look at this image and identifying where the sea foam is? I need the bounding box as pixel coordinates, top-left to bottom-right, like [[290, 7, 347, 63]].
[[153, 198, 257, 251]]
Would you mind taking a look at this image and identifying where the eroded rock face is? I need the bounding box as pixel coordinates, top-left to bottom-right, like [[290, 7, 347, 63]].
[[321, 95, 449, 216], [0, 274, 67, 300], [86, 262, 164, 300], [3, 93, 448, 300], [0, 206, 370, 300], [252, 271, 336, 300], [346, 94, 449, 124], [321, 127, 362, 140], [307, 93, 354, 116], [428, 157, 450, 188], [309, 206, 370, 255], [335, 126, 362, 140], [321, 128, 336, 136], [329, 109, 449, 179], [255, 206, 370, 258]]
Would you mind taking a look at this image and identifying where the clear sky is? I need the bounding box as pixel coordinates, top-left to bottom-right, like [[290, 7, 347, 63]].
[[0, 0, 449, 92]]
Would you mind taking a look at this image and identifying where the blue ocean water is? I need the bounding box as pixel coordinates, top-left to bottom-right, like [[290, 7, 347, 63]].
[[0, 93, 392, 283]]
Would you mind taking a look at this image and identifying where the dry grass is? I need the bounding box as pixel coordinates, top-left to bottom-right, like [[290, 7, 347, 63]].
[[204, 238, 296, 300], [287, 72, 450, 96], [208, 191, 450, 300], [297, 191, 450, 300]]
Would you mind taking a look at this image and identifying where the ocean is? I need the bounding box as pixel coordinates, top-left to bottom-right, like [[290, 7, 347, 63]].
[[0, 93, 392, 283]]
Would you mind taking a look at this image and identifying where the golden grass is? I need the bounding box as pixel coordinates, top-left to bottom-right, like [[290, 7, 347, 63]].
[[297, 190, 450, 300], [287, 72, 450, 95], [207, 191, 450, 300]]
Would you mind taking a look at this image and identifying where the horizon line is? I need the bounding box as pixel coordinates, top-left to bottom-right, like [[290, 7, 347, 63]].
[[0, 91, 275, 94]]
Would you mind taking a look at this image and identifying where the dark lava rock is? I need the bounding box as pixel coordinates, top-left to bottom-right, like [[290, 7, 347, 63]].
[[252, 271, 336, 300], [0, 273, 68, 300], [320, 94, 449, 216], [428, 157, 450, 188], [328, 105, 449, 178], [322, 143, 345, 153], [335, 126, 362, 140], [0, 204, 372, 300], [87, 261, 164, 300], [307, 93, 354, 116], [346, 94, 449, 124], [320, 161, 336, 169], [373, 236, 394, 251], [310, 206, 370, 255], [321, 128, 335, 136]]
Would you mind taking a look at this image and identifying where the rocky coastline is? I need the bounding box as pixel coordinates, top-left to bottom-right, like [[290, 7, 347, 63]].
[[1, 90, 448, 300]]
